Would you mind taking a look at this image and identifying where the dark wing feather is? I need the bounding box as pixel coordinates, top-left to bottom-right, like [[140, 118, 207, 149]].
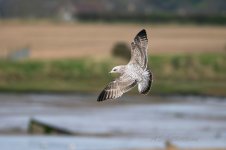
[[97, 74, 137, 102], [129, 29, 148, 70]]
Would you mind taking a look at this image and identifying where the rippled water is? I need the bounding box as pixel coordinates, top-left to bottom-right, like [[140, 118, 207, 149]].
[[0, 94, 226, 150]]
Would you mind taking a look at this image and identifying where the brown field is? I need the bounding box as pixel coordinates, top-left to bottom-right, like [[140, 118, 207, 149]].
[[0, 22, 226, 59]]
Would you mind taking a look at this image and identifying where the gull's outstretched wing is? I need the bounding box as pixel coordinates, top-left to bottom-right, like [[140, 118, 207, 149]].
[[129, 29, 148, 70], [97, 74, 137, 101]]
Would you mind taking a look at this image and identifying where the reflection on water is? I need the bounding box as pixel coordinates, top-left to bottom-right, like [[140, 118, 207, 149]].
[[0, 94, 226, 149]]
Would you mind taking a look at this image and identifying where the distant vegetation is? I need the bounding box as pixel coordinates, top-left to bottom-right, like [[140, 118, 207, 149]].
[[0, 53, 226, 96], [0, 0, 226, 24], [112, 42, 131, 61], [78, 14, 226, 25]]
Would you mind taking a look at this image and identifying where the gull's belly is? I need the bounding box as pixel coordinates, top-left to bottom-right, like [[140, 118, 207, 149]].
[[126, 65, 144, 82]]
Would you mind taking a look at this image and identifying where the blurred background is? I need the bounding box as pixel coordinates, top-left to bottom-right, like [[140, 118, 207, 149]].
[[0, 0, 226, 150]]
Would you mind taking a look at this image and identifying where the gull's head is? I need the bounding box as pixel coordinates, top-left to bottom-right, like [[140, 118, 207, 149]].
[[109, 66, 124, 74]]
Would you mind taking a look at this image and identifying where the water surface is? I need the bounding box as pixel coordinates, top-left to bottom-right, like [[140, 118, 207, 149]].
[[0, 94, 226, 149]]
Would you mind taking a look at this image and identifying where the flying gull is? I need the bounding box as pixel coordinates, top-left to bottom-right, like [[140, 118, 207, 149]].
[[97, 29, 153, 101]]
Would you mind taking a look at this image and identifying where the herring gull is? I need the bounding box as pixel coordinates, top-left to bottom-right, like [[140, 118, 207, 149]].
[[97, 29, 153, 101]]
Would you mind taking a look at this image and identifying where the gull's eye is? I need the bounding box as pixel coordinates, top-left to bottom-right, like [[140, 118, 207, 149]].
[[113, 69, 117, 71]]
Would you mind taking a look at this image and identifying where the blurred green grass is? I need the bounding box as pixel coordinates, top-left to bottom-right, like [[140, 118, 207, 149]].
[[0, 53, 226, 96]]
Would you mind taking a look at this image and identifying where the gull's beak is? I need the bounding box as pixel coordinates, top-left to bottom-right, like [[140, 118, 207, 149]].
[[109, 71, 112, 73]]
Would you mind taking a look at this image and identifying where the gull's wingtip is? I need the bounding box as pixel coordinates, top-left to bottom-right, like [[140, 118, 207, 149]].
[[97, 90, 110, 102], [97, 90, 105, 102], [139, 29, 146, 34], [141, 29, 146, 32], [136, 29, 147, 39]]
